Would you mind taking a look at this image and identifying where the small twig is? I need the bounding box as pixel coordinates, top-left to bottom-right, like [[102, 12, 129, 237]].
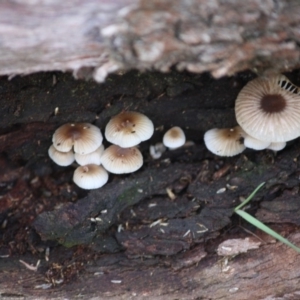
[[19, 259, 41, 272]]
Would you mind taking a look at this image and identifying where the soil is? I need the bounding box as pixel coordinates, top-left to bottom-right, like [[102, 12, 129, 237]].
[[1, 70, 300, 299]]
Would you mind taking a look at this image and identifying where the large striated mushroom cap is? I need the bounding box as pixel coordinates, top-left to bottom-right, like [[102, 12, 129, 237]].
[[235, 75, 300, 142]]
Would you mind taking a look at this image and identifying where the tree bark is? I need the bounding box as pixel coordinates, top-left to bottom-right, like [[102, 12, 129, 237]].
[[1, 231, 300, 300], [0, 0, 300, 81]]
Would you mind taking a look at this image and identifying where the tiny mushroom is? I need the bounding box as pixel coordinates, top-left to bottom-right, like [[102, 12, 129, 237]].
[[48, 144, 75, 166], [163, 126, 186, 149], [101, 145, 143, 174], [235, 75, 300, 143], [204, 126, 246, 157], [105, 111, 154, 148], [52, 123, 103, 154], [267, 142, 286, 151], [73, 164, 108, 189], [244, 135, 270, 150], [149, 142, 166, 159], [75, 145, 105, 166]]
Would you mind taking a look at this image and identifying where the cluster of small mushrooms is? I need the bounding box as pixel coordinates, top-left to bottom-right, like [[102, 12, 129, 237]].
[[49, 74, 299, 187], [204, 74, 300, 156], [49, 111, 187, 189]]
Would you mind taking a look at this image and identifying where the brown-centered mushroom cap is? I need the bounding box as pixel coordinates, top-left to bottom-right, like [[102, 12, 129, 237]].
[[52, 123, 103, 154], [204, 126, 246, 157], [163, 126, 186, 149], [235, 75, 300, 142], [105, 111, 154, 148], [101, 145, 143, 174], [73, 164, 108, 190]]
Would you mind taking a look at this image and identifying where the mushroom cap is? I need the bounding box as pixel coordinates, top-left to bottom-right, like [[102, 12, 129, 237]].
[[105, 111, 154, 148], [75, 145, 105, 166], [163, 126, 186, 149], [52, 123, 103, 154], [235, 75, 300, 142], [48, 144, 75, 166], [204, 126, 246, 157], [267, 142, 286, 151], [244, 135, 270, 150], [73, 164, 108, 189], [101, 145, 143, 174]]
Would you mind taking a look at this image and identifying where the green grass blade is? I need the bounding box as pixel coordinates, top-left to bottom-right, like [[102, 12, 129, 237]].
[[235, 209, 300, 253], [234, 182, 265, 212]]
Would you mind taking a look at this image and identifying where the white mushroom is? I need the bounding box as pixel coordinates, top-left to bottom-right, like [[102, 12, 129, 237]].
[[204, 126, 246, 157], [48, 144, 75, 166], [267, 142, 286, 151], [235, 75, 300, 142], [75, 145, 105, 166], [73, 164, 108, 189], [105, 111, 154, 148], [149, 142, 166, 159], [163, 126, 186, 150], [52, 123, 103, 154], [101, 145, 143, 174], [244, 135, 270, 150]]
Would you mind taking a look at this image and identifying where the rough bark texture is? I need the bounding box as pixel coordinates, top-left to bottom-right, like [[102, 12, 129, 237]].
[[1, 71, 300, 299], [1, 0, 300, 81], [1, 231, 300, 300]]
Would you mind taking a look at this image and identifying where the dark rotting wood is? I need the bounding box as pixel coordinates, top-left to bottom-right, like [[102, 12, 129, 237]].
[[1, 70, 300, 299]]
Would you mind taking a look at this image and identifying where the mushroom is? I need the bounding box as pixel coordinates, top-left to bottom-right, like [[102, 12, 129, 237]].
[[163, 126, 186, 150], [149, 142, 166, 159], [101, 145, 143, 174], [48, 144, 75, 166], [204, 126, 246, 157], [73, 164, 108, 189], [105, 111, 154, 148], [235, 75, 300, 143], [75, 145, 105, 166], [267, 142, 286, 151], [244, 135, 270, 150], [52, 123, 103, 154]]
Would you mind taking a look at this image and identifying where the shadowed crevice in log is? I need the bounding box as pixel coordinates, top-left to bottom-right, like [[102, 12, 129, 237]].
[[0, 70, 249, 162]]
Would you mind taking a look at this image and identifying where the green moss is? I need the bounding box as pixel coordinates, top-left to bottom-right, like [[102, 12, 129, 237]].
[[115, 185, 144, 211]]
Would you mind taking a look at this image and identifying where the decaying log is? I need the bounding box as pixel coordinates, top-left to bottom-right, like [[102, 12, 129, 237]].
[[2, 1, 300, 296], [1, 230, 300, 299], [1, 0, 300, 81], [1, 70, 300, 299]]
